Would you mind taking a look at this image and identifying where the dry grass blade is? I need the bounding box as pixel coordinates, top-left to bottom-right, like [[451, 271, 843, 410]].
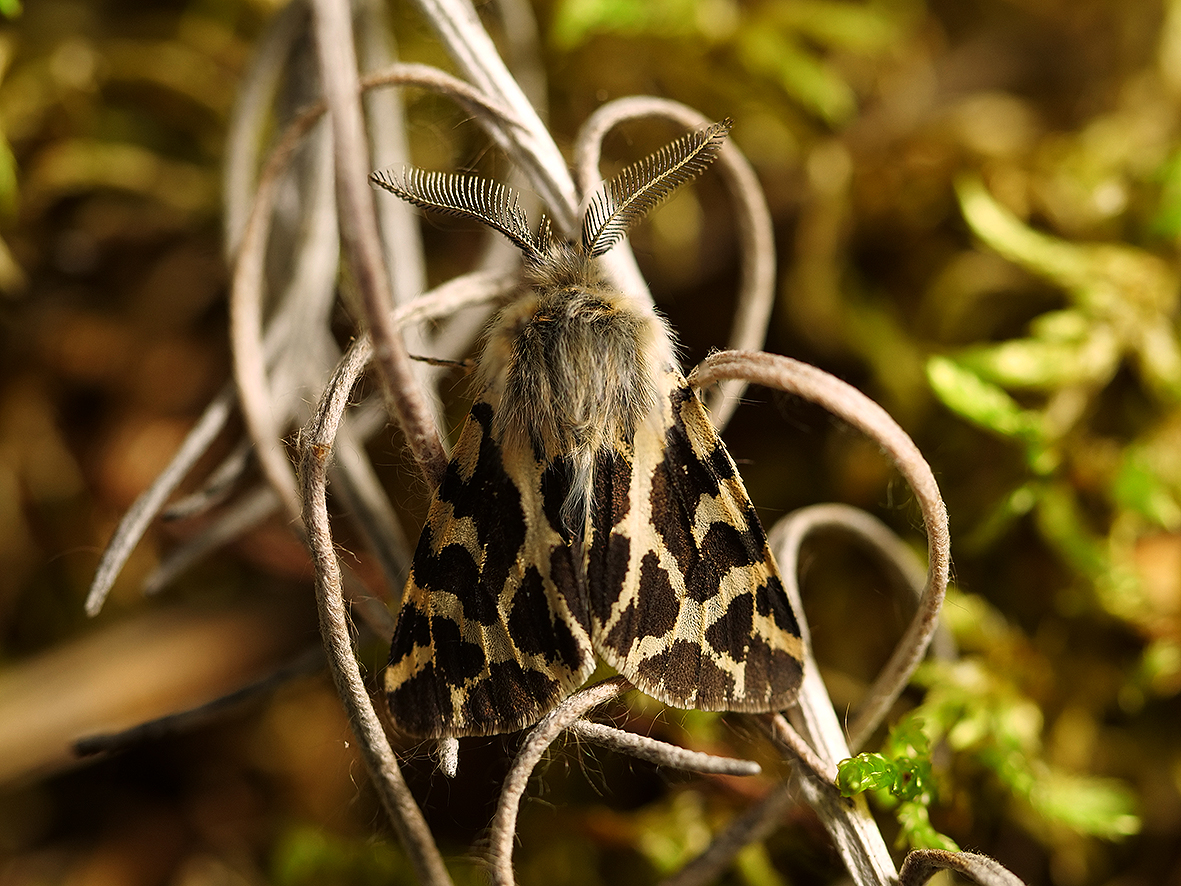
[[84, 387, 236, 616]]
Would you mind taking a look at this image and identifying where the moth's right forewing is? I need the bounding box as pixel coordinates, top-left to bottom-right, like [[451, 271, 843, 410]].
[[587, 370, 804, 714], [385, 397, 595, 738]]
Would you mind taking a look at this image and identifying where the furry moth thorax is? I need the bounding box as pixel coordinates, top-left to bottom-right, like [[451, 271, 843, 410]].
[[371, 118, 805, 740], [373, 120, 733, 537]]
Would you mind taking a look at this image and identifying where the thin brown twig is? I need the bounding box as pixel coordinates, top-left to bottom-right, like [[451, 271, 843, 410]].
[[488, 678, 631, 886], [771, 514, 901, 886], [690, 350, 951, 753], [659, 714, 844, 886], [763, 713, 839, 784], [574, 98, 776, 429], [566, 720, 761, 776], [900, 850, 1028, 886], [684, 349, 954, 884], [299, 338, 453, 886], [73, 645, 325, 757], [309, 0, 447, 488]]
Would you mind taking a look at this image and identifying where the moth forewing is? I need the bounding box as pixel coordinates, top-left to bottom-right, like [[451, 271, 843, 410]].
[[375, 118, 803, 739], [585, 369, 804, 713]]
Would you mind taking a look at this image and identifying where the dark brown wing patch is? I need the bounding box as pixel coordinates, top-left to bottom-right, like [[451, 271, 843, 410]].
[[384, 399, 595, 738], [587, 371, 804, 713]]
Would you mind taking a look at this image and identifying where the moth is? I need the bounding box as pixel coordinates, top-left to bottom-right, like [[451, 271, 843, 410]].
[[371, 119, 804, 738]]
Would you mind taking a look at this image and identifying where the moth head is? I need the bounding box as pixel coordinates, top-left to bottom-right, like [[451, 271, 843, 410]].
[[370, 118, 733, 274]]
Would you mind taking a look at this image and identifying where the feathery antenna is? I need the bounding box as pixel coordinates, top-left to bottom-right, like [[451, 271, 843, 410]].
[[370, 167, 550, 261], [582, 118, 732, 258], [371, 118, 731, 263]]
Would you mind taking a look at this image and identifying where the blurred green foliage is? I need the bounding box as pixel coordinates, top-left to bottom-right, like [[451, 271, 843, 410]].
[[552, 0, 912, 125], [272, 826, 420, 886]]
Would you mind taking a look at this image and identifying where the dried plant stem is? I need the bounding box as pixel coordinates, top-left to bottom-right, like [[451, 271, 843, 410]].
[[143, 485, 279, 597], [488, 678, 631, 886], [300, 340, 452, 886], [291, 270, 514, 875], [691, 351, 951, 751], [764, 712, 838, 784], [84, 386, 236, 616], [665, 500, 929, 886], [684, 349, 952, 884], [309, 0, 447, 488], [162, 437, 252, 520], [575, 98, 776, 428], [900, 850, 1027, 886], [223, 0, 309, 256], [772, 504, 936, 751], [230, 62, 517, 520], [566, 720, 761, 776], [411, 0, 578, 232], [784, 646, 899, 885]]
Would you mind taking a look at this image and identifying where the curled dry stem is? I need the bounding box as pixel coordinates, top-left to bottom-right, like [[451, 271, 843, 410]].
[[675, 349, 951, 885], [575, 97, 776, 429], [773, 503, 943, 751], [488, 678, 631, 886], [299, 332, 452, 886], [691, 350, 951, 751], [763, 712, 838, 784], [566, 720, 761, 776], [288, 269, 513, 875], [663, 502, 930, 886], [900, 850, 1028, 886]]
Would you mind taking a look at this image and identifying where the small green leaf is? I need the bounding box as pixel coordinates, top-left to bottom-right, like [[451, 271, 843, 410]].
[[926, 356, 1045, 443], [956, 333, 1119, 390], [836, 752, 897, 796]]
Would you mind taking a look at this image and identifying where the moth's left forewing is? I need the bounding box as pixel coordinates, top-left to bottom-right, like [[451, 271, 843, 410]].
[[385, 393, 595, 738], [588, 369, 804, 713]]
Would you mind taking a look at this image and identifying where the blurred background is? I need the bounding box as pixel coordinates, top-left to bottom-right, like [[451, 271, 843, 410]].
[[2, 0, 1181, 884]]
